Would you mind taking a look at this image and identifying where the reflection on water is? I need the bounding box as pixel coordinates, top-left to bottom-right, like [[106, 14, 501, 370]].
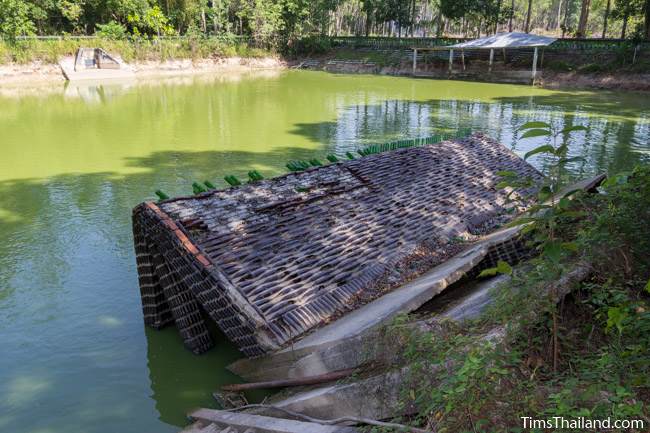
[[0, 71, 648, 433]]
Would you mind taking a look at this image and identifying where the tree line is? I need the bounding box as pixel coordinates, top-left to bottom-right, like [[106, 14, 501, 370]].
[[1, 0, 649, 44]]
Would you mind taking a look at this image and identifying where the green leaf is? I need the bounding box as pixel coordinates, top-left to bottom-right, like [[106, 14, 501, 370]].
[[154, 190, 169, 200], [478, 267, 498, 277], [644, 280, 650, 294], [520, 129, 552, 139], [520, 224, 537, 234], [559, 125, 588, 134], [496, 260, 513, 275], [524, 145, 556, 160], [543, 241, 563, 263], [519, 121, 551, 130], [558, 197, 571, 209], [606, 307, 628, 334], [496, 170, 517, 177], [559, 156, 585, 164], [561, 242, 578, 252], [538, 185, 552, 201]]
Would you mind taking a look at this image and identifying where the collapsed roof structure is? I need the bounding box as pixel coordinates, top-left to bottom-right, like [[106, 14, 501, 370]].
[[133, 133, 542, 357]]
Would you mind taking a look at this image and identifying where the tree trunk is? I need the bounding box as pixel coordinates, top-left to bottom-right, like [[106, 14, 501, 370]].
[[602, 0, 611, 38], [562, 0, 570, 37], [645, 0, 650, 40], [555, 0, 562, 32], [576, 0, 591, 38], [509, 0, 515, 31], [410, 0, 417, 36], [621, 13, 628, 39], [495, 0, 502, 33], [524, 0, 533, 33]]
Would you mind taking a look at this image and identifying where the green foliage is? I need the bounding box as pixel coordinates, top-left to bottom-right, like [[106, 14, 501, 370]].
[[247, 170, 264, 183], [390, 164, 650, 432], [326, 154, 339, 163], [0, 36, 274, 65], [224, 175, 241, 186], [501, 121, 588, 267], [154, 189, 169, 200], [128, 5, 175, 37], [192, 181, 207, 194], [478, 260, 513, 277], [0, 0, 35, 43], [95, 21, 128, 40], [286, 160, 311, 171]]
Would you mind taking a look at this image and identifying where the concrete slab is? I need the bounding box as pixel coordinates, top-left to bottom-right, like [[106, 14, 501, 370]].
[[59, 56, 135, 81], [188, 408, 358, 433]]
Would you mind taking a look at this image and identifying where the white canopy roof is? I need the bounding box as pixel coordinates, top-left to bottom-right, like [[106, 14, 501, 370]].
[[450, 32, 557, 49]]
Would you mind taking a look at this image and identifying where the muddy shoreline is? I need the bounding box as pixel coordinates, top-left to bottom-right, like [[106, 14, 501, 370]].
[[0, 56, 288, 86], [2, 54, 647, 92]]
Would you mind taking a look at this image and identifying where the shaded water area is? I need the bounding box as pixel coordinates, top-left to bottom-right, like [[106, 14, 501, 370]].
[[1, 70, 649, 433]]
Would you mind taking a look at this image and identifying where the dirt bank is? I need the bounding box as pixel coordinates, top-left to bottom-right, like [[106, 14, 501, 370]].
[[298, 54, 650, 92], [538, 71, 650, 91], [0, 56, 287, 86]]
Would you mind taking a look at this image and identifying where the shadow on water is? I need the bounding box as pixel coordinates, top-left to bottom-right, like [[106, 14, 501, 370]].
[[0, 145, 326, 433]]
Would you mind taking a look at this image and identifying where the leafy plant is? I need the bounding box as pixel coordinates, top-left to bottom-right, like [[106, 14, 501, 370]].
[[154, 189, 169, 200], [224, 175, 241, 186], [326, 154, 339, 163], [502, 121, 588, 267], [192, 181, 207, 194], [247, 170, 264, 183], [95, 21, 128, 40]]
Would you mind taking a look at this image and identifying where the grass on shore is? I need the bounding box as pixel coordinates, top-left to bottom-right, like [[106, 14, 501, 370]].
[[0, 38, 274, 65]]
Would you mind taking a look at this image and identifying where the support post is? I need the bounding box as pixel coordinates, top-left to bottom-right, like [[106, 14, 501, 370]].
[[448, 49, 454, 73], [531, 46, 538, 83], [412, 48, 417, 75], [461, 49, 466, 71], [489, 48, 494, 73]]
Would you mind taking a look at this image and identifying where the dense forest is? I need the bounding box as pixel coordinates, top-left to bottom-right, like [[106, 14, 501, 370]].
[[1, 0, 649, 44]]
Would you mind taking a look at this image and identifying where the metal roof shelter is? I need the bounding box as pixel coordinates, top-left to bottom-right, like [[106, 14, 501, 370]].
[[411, 32, 557, 81], [133, 133, 542, 357]]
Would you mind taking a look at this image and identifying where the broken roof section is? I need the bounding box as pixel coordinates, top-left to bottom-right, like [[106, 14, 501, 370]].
[[133, 133, 543, 357], [450, 32, 557, 49]]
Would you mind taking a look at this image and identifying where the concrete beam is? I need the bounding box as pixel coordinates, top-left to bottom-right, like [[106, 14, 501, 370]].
[[188, 409, 357, 433]]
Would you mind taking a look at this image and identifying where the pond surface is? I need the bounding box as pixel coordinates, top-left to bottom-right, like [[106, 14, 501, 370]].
[[1, 70, 649, 433]]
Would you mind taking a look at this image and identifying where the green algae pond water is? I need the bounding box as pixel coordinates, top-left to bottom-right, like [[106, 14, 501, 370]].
[[1, 70, 649, 433]]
